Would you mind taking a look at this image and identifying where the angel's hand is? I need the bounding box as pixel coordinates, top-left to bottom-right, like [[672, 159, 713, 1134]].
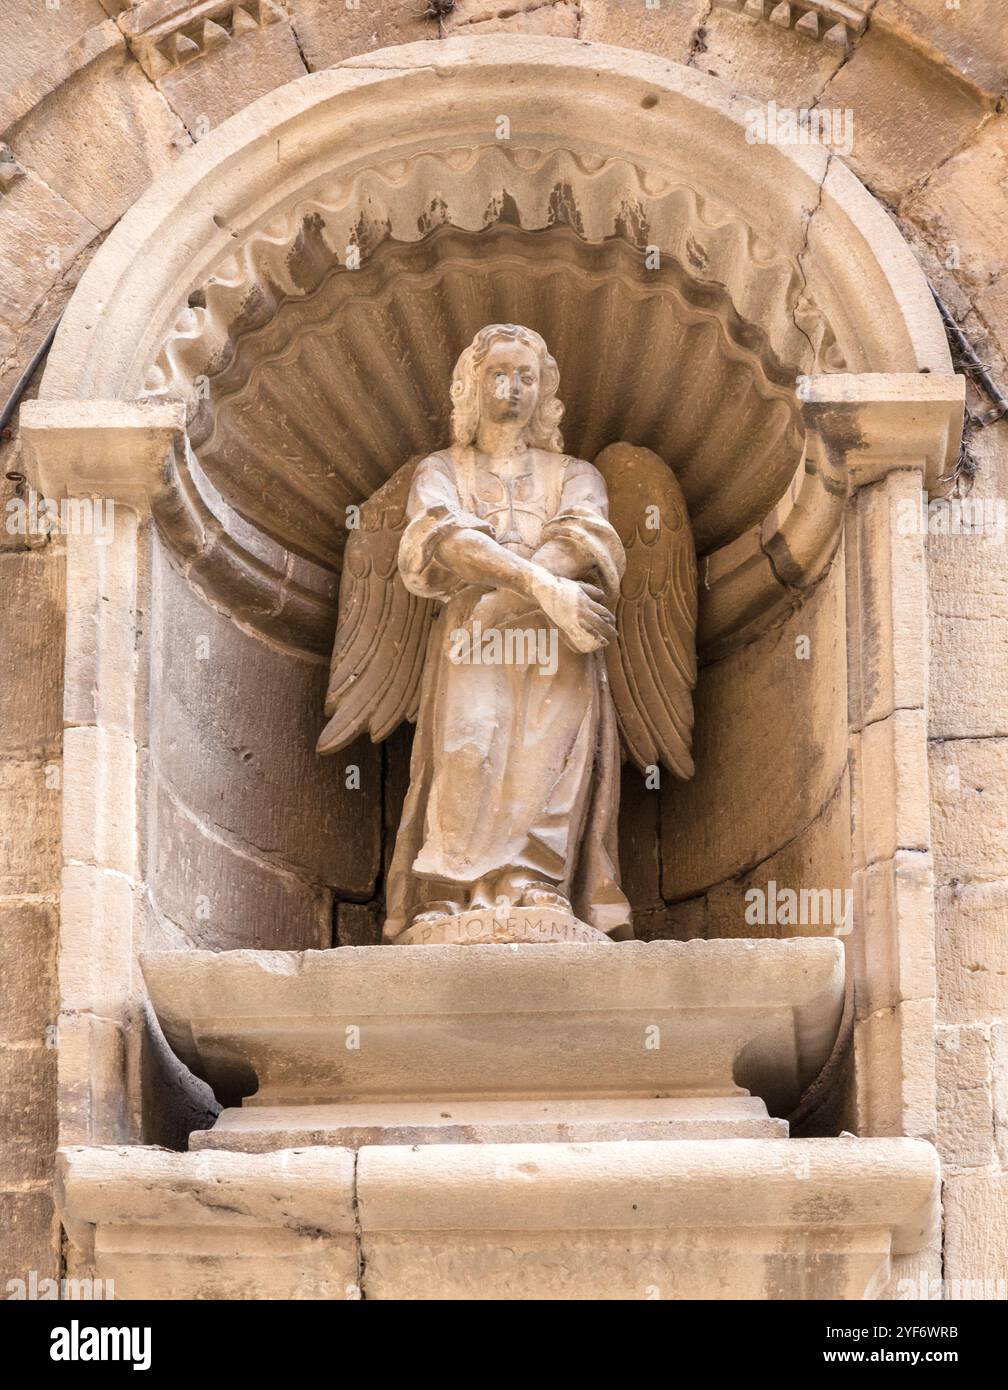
[[532, 573, 616, 653]]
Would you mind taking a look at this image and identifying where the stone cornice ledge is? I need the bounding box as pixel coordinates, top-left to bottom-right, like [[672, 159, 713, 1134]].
[[56, 1137, 940, 1299], [357, 1136, 940, 1298]]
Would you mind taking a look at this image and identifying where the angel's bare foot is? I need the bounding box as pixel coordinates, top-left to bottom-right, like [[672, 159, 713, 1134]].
[[468, 870, 572, 915], [514, 881, 572, 912], [409, 899, 463, 927]]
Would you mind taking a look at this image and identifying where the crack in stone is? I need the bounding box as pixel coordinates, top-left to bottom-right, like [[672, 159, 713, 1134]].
[[110, 13, 196, 153], [280, 5, 313, 74], [351, 1148, 367, 1301], [791, 149, 832, 368]]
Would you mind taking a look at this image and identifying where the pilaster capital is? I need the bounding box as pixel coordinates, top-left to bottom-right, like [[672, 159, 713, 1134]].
[[797, 373, 965, 490], [19, 398, 187, 514]]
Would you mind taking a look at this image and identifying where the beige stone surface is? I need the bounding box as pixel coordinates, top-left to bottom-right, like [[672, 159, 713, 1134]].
[[937, 879, 1008, 1024], [704, 769, 851, 939], [398, 906, 612, 946], [152, 14, 307, 132], [0, 0, 108, 97], [943, 1171, 1008, 1296], [634, 892, 707, 943], [0, 13, 121, 132], [974, 273, 1008, 369], [19, 397, 188, 503], [692, 8, 845, 106], [53, 1134, 940, 1299], [0, 759, 61, 897], [0, 10, 1003, 1301], [850, 709, 931, 866], [6, 30, 186, 232], [356, 1137, 940, 1299], [873, 0, 1008, 102], [0, 900, 58, 1043], [580, 0, 704, 63], [446, 1, 580, 36], [55, 1013, 131, 1146], [852, 851, 934, 1020], [930, 737, 1008, 886], [141, 939, 845, 1115], [905, 115, 1008, 298], [56, 1144, 358, 1299], [38, 34, 951, 408], [0, 1189, 60, 1285], [62, 514, 143, 737], [662, 558, 848, 898], [59, 865, 136, 1019], [845, 471, 928, 730], [819, 26, 989, 206], [287, 0, 429, 68], [192, 1096, 788, 1151], [0, 1046, 56, 1185], [854, 998, 937, 1140], [150, 541, 381, 892], [0, 548, 64, 755], [61, 725, 137, 878], [0, 166, 98, 366], [800, 372, 965, 491], [994, 1019, 1008, 1167], [936, 1023, 994, 1169], [147, 775, 333, 950]]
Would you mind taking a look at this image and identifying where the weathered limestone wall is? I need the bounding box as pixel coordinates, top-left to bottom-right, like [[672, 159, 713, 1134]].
[[2, 0, 1007, 1293], [0, 521, 63, 1282], [145, 536, 381, 953], [628, 554, 850, 943]]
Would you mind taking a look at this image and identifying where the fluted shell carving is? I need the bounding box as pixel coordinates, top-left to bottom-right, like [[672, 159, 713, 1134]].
[[140, 145, 846, 652]]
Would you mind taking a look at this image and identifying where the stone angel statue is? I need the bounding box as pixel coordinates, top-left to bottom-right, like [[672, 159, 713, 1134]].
[[318, 324, 697, 946]]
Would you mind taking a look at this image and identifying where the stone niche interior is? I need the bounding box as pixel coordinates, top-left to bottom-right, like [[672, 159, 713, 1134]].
[[141, 215, 848, 982]]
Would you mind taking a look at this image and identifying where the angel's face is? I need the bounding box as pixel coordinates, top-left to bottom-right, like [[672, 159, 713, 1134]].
[[477, 341, 540, 432]]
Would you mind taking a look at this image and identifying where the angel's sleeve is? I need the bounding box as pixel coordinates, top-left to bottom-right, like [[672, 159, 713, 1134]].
[[398, 453, 495, 602], [538, 457, 626, 603]]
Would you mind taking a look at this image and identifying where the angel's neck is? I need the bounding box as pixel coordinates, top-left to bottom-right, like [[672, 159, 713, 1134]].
[[474, 421, 528, 459]]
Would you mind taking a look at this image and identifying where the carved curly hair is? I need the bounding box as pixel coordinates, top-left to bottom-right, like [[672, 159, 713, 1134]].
[[449, 323, 565, 453]]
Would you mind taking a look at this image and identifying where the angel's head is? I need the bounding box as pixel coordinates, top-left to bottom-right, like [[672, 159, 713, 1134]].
[[449, 324, 564, 453]]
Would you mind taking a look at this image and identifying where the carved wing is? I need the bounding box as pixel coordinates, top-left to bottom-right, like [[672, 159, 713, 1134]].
[[594, 443, 698, 779], [317, 458, 434, 754]]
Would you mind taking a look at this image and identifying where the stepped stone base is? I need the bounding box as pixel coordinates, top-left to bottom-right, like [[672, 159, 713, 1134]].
[[190, 1096, 788, 1152]]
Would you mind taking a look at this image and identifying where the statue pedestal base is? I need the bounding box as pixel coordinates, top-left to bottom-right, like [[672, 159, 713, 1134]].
[[140, 938, 845, 1114], [55, 941, 940, 1299], [397, 905, 610, 946]]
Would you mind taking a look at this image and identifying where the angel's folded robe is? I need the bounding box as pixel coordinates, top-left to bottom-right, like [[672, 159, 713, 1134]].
[[383, 446, 633, 941]]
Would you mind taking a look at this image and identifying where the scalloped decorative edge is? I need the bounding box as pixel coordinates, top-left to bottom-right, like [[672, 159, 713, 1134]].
[[142, 144, 843, 400]]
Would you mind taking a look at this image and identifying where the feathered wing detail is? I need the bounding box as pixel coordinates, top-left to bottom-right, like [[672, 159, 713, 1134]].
[[594, 443, 698, 778], [317, 458, 434, 754]]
